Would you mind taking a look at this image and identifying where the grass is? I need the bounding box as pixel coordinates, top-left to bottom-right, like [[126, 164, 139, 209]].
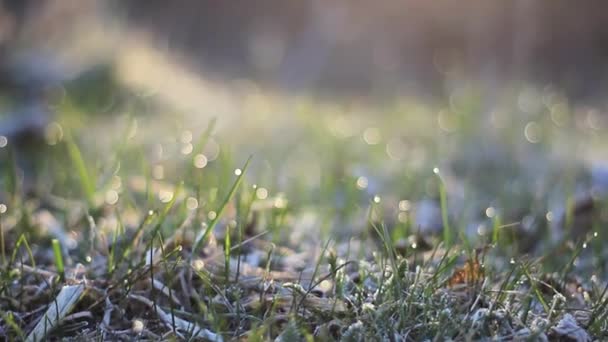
[[0, 81, 607, 341]]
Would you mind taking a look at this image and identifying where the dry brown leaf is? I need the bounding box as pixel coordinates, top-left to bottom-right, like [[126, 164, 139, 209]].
[[446, 250, 485, 288]]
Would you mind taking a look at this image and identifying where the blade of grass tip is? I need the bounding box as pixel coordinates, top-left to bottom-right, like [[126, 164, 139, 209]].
[[107, 207, 123, 275], [560, 241, 585, 282], [192, 156, 252, 257], [492, 214, 502, 246], [434, 167, 452, 247], [521, 261, 550, 314], [140, 152, 154, 207], [368, 200, 403, 291], [64, 132, 96, 207], [224, 221, 231, 282], [142, 183, 182, 265], [588, 280, 608, 329], [51, 239, 64, 280], [1, 311, 25, 340], [10, 234, 36, 268], [189, 117, 217, 181], [193, 117, 217, 156], [235, 185, 257, 284]]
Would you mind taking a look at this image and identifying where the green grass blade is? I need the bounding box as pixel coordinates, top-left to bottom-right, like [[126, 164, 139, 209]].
[[435, 168, 452, 247], [192, 156, 252, 256], [192, 117, 217, 157], [51, 239, 64, 280], [10, 234, 36, 268], [65, 133, 96, 206]]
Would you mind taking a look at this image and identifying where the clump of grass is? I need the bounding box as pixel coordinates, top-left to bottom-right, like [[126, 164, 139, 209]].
[[0, 84, 607, 341]]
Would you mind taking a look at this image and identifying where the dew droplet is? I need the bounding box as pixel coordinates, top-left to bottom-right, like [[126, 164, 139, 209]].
[[356, 176, 368, 190], [256, 187, 268, 199], [399, 200, 411, 211], [181, 143, 193, 155], [363, 127, 381, 145], [193, 154, 208, 169], [524, 121, 541, 143], [186, 197, 199, 210], [105, 190, 119, 205], [485, 207, 496, 218]]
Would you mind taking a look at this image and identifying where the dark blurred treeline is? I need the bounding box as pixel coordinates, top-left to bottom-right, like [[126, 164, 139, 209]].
[[124, 0, 608, 98], [2, 0, 608, 99]]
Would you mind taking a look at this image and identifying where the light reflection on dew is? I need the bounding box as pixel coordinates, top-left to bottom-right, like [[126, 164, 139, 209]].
[[159, 190, 173, 203], [105, 190, 119, 205], [373, 195, 381, 203], [594, 232, 598, 238], [319, 279, 332, 292], [583, 243, 588, 249], [274, 197, 287, 209], [186, 197, 199, 210], [398, 212, 408, 223], [193, 154, 208, 168], [433, 167, 440, 175], [363, 127, 381, 145], [510, 258, 515, 264], [181, 143, 193, 155], [0, 136, 7, 148], [524, 121, 541, 143], [546, 211, 554, 222], [208, 211, 217, 220], [192, 259, 205, 271], [485, 207, 496, 218], [0, 203, 7, 214], [256, 187, 268, 199], [234, 168, 242, 176], [398, 200, 411, 211], [356, 176, 368, 190]]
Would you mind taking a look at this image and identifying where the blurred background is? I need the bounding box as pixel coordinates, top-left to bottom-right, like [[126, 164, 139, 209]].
[[1, 0, 607, 255], [3, 1, 608, 101]]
